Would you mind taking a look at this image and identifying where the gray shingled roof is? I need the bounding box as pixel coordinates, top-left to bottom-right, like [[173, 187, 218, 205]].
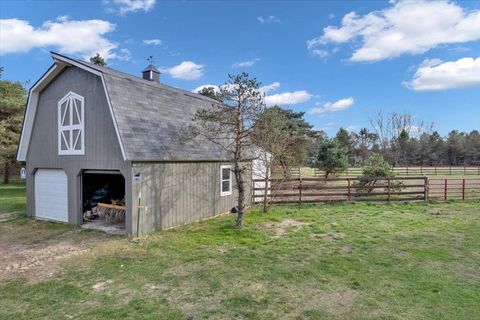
[[61, 54, 229, 161]]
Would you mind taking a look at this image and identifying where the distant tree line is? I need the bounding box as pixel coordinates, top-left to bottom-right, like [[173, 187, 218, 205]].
[[197, 82, 480, 184], [330, 126, 480, 168]]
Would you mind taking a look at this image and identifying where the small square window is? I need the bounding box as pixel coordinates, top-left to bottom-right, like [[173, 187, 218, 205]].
[[220, 165, 232, 196]]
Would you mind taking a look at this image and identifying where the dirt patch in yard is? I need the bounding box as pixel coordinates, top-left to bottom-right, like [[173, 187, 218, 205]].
[[261, 219, 310, 238], [263, 286, 358, 319], [92, 280, 114, 292], [0, 221, 109, 282], [0, 212, 17, 223], [310, 232, 346, 241], [302, 288, 358, 317], [340, 244, 352, 255]]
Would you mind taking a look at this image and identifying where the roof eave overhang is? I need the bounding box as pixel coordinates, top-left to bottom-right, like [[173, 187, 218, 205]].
[[17, 62, 66, 161]]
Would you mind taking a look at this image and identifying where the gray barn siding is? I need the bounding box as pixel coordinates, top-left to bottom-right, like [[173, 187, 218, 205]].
[[25, 66, 132, 232], [131, 162, 252, 234]]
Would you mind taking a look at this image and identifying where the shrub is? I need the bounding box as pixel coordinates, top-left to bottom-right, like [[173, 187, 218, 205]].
[[361, 153, 393, 178], [355, 154, 402, 194], [315, 139, 348, 178]]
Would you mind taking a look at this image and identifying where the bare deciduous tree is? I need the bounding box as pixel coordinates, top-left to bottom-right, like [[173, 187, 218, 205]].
[[370, 111, 434, 165], [252, 108, 292, 212]]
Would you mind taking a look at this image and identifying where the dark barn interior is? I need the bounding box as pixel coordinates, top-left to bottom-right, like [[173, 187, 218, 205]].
[[81, 171, 125, 234]]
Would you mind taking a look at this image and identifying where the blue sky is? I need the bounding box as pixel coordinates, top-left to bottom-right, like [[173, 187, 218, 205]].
[[1, 0, 479, 137]]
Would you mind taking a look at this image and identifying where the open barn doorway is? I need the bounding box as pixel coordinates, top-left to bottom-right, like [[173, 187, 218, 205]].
[[81, 170, 125, 235]]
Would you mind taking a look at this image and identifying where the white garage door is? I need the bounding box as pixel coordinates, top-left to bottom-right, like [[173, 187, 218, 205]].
[[35, 169, 68, 222]]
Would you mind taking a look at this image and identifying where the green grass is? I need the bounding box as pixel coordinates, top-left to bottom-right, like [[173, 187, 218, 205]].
[[0, 182, 27, 218], [1, 184, 480, 319]]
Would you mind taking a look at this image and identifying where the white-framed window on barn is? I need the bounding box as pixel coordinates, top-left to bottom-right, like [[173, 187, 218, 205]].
[[220, 165, 232, 196], [58, 91, 85, 155]]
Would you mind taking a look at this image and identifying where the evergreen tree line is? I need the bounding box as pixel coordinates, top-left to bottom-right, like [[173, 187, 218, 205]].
[[331, 127, 480, 168]]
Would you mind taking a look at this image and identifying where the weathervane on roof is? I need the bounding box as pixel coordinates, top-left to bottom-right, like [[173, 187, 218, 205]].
[[147, 55, 155, 66]]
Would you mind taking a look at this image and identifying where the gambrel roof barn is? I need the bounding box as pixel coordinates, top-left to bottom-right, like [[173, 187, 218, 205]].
[[18, 52, 251, 235]]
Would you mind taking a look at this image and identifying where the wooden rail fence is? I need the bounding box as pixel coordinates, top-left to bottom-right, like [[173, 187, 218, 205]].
[[253, 177, 480, 204], [428, 179, 480, 201], [253, 176, 428, 204], [308, 166, 480, 177]]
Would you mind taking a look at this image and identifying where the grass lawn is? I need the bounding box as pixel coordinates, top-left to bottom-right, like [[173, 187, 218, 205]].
[[0, 182, 27, 219], [1, 183, 479, 319]]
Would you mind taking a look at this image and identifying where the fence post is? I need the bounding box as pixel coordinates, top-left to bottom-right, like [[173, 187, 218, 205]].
[[298, 178, 302, 206], [444, 179, 448, 201], [347, 178, 351, 201], [252, 179, 254, 204], [435, 166, 437, 175], [464, 166, 466, 175], [387, 178, 391, 203], [424, 177, 428, 201], [406, 167, 409, 176], [462, 179, 465, 200], [420, 166, 423, 175], [449, 166, 452, 175]]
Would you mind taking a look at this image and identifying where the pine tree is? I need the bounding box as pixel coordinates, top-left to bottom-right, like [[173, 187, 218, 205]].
[[89, 53, 107, 67], [0, 77, 27, 183]]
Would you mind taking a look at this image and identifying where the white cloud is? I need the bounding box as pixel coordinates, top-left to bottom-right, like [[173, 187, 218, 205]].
[[104, 0, 156, 15], [193, 82, 311, 106], [259, 82, 280, 94], [346, 125, 360, 132], [448, 46, 471, 53], [408, 125, 422, 138], [56, 15, 69, 22], [162, 61, 204, 80], [419, 58, 444, 68], [257, 15, 281, 23], [115, 48, 132, 61], [261, 83, 311, 106], [307, 0, 480, 62], [143, 38, 162, 45], [264, 90, 312, 106], [405, 57, 480, 91], [311, 49, 329, 58], [193, 84, 219, 93], [232, 58, 260, 68], [324, 97, 355, 111], [308, 97, 355, 115], [0, 17, 121, 60]]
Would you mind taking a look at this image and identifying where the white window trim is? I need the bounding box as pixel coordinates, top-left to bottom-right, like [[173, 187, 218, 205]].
[[58, 91, 85, 155], [220, 165, 232, 196]]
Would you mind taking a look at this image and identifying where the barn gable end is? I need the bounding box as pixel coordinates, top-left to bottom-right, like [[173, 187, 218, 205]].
[[26, 66, 125, 166], [24, 65, 132, 229]]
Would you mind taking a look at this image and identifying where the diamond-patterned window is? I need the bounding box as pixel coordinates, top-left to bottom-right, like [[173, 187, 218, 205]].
[[58, 92, 84, 155]]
